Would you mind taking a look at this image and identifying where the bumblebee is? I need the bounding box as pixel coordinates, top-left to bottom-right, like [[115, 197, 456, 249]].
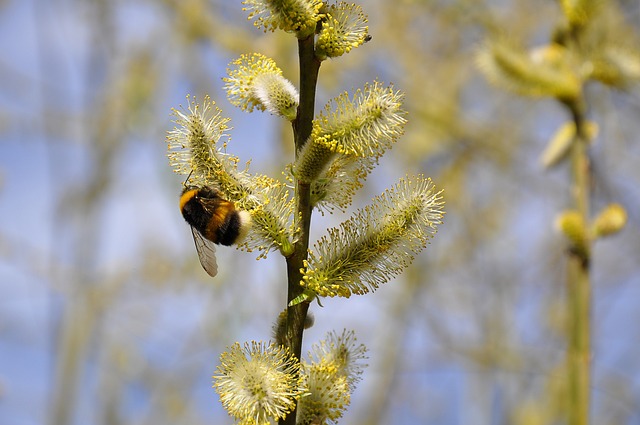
[[179, 186, 251, 277]]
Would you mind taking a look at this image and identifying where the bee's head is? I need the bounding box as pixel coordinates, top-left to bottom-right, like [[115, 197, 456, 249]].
[[181, 185, 222, 199], [194, 186, 221, 200]]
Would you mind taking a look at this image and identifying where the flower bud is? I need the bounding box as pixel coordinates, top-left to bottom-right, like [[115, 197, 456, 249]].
[[555, 210, 589, 257], [592, 203, 627, 238], [540, 121, 598, 169]]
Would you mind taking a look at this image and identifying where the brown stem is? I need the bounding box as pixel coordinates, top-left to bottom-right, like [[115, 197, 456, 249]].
[[279, 34, 321, 425]]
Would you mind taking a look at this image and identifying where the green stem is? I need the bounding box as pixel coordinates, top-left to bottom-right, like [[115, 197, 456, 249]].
[[51, 293, 93, 425], [565, 98, 591, 425], [279, 34, 321, 425]]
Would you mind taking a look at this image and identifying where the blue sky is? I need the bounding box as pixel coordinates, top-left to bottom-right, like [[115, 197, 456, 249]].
[[1, 1, 640, 424]]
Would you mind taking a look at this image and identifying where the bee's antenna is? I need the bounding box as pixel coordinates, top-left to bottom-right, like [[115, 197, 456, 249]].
[[183, 170, 194, 188]]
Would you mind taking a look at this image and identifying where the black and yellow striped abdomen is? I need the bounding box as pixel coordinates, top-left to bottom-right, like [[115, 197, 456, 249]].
[[179, 186, 250, 246]]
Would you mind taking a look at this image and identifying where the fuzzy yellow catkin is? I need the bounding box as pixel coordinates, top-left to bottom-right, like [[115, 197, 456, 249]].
[[213, 341, 305, 424], [477, 41, 581, 101], [242, 0, 323, 37], [302, 175, 443, 297], [315, 2, 369, 60], [560, 0, 600, 27], [167, 96, 297, 258], [295, 138, 336, 183]]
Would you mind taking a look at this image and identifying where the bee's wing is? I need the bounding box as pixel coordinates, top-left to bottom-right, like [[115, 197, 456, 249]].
[[191, 227, 218, 277]]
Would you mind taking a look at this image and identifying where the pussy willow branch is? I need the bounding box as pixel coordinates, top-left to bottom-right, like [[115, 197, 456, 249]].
[[280, 34, 321, 425], [565, 96, 591, 425]]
